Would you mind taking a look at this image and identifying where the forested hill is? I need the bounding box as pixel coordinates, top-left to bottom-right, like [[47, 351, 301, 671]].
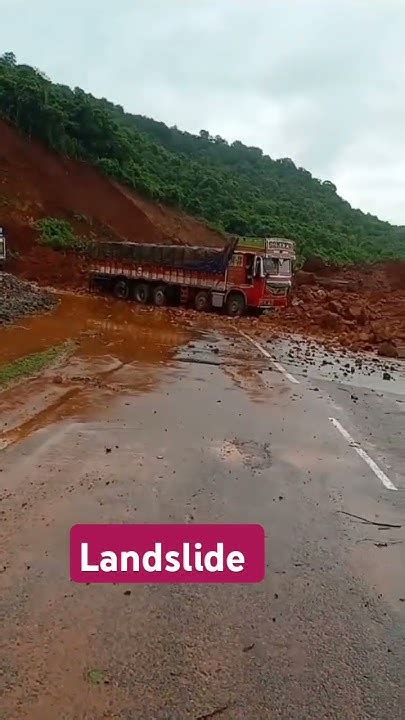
[[1, 51, 404, 263]]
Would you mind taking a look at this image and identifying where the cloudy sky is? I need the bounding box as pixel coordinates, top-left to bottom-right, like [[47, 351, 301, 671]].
[[1, 0, 404, 224]]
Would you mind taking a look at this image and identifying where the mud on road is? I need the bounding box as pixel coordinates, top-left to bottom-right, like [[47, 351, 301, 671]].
[[0, 296, 405, 719]]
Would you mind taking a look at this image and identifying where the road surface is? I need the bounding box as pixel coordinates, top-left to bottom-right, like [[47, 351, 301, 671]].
[[0, 296, 404, 719]]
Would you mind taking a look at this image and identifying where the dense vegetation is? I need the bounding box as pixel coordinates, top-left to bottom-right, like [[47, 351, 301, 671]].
[[35, 217, 84, 250], [1, 51, 404, 263]]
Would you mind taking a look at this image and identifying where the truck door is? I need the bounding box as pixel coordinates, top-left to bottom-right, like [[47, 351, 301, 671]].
[[246, 254, 254, 284]]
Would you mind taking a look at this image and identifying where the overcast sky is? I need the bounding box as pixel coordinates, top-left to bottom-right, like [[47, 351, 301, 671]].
[[1, 0, 404, 224]]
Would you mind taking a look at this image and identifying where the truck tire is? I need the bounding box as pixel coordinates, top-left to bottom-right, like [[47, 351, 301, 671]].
[[134, 282, 150, 304], [225, 292, 246, 317], [194, 291, 211, 312], [153, 285, 167, 307], [114, 279, 130, 300]]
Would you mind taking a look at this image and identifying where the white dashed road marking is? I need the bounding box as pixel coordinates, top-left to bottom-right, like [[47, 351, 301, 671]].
[[239, 331, 300, 384], [239, 330, 398, 490], [329, 417, 397, 491]]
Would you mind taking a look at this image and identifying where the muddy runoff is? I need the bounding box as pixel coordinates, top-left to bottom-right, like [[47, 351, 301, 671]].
[[0, 294, 192, 448]]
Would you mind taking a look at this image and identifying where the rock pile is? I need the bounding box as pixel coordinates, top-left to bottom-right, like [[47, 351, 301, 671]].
[[0, 273, 58, 324], [286, 283, 405, 355]]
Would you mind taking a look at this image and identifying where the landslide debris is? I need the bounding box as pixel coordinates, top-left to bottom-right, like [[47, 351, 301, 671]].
[[289, 265, 405, 354], [0, 273, 57, 324], [248, 261, 405, 356]]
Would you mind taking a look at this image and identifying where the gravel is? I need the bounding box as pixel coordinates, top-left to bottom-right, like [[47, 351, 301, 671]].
[[0, 273, 58, 325]]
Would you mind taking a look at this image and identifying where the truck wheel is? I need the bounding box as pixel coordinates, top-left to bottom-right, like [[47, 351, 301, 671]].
[[225, 292, 246, 317], [134, 282, 150, 304], [153, 285, 167, 307], [114, 279, 130, 300], [194, 291, 211, 312]]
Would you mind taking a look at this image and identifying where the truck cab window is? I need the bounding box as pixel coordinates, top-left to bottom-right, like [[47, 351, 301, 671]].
[[278, 259, 291, 276], [263, 257, 278, 275]]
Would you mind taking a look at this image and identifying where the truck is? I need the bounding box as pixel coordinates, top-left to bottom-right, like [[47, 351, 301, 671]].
[[0, 227, 6, 270], [89, 235, 296, 316]]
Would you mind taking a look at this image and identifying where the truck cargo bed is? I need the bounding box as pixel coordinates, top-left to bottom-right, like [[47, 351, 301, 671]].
[[92, 239, 236, 275]]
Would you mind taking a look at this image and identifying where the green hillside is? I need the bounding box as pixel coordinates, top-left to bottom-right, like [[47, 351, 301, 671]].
[[1, 51, 404, 264]]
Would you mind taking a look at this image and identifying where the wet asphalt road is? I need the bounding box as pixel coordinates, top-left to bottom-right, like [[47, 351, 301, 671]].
[[0, 298, 404, 719]]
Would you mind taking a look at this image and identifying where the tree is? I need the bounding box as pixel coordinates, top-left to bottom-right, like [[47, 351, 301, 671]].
[[0, 51, 16, 66]]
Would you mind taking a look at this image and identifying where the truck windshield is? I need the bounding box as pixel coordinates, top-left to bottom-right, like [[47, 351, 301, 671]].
[[263, 258, 291, 276]]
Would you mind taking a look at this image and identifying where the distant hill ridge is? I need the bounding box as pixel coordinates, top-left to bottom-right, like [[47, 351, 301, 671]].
[[0, 50, 404, 263]]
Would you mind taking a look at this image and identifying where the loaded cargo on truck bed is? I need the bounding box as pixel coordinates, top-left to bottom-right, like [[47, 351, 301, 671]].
[[89, 236, 296, 316]]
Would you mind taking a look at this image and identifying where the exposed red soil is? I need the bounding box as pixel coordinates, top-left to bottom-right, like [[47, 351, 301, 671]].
[[0, 119, 224, 286], [113, 182, 224, 250]]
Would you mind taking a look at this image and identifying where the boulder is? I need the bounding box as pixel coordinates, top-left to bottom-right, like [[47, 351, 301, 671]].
[[318, 278, 350, 289], [371, 321, 392, 342], [358, 331, 374, 343], [378, 342, 398, 358], [320, 311, 341, 331], [327, 299, 344, 315], [302, 256, 330, 274], [295, 271, 317, 287], [346, 305, 367, 324]]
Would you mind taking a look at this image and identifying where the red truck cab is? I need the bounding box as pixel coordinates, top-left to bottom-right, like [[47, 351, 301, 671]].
[[226, 237, 296, 312]]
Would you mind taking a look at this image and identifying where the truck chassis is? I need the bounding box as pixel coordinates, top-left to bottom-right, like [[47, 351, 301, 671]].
[[89, 260, 247, 316]]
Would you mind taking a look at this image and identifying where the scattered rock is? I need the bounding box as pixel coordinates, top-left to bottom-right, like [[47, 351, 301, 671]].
[[243, 643, 255, 652]]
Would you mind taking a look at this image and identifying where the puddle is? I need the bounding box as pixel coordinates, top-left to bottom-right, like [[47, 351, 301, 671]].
[[0, 294, 190, 365], [0, 294, 193, 446]]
